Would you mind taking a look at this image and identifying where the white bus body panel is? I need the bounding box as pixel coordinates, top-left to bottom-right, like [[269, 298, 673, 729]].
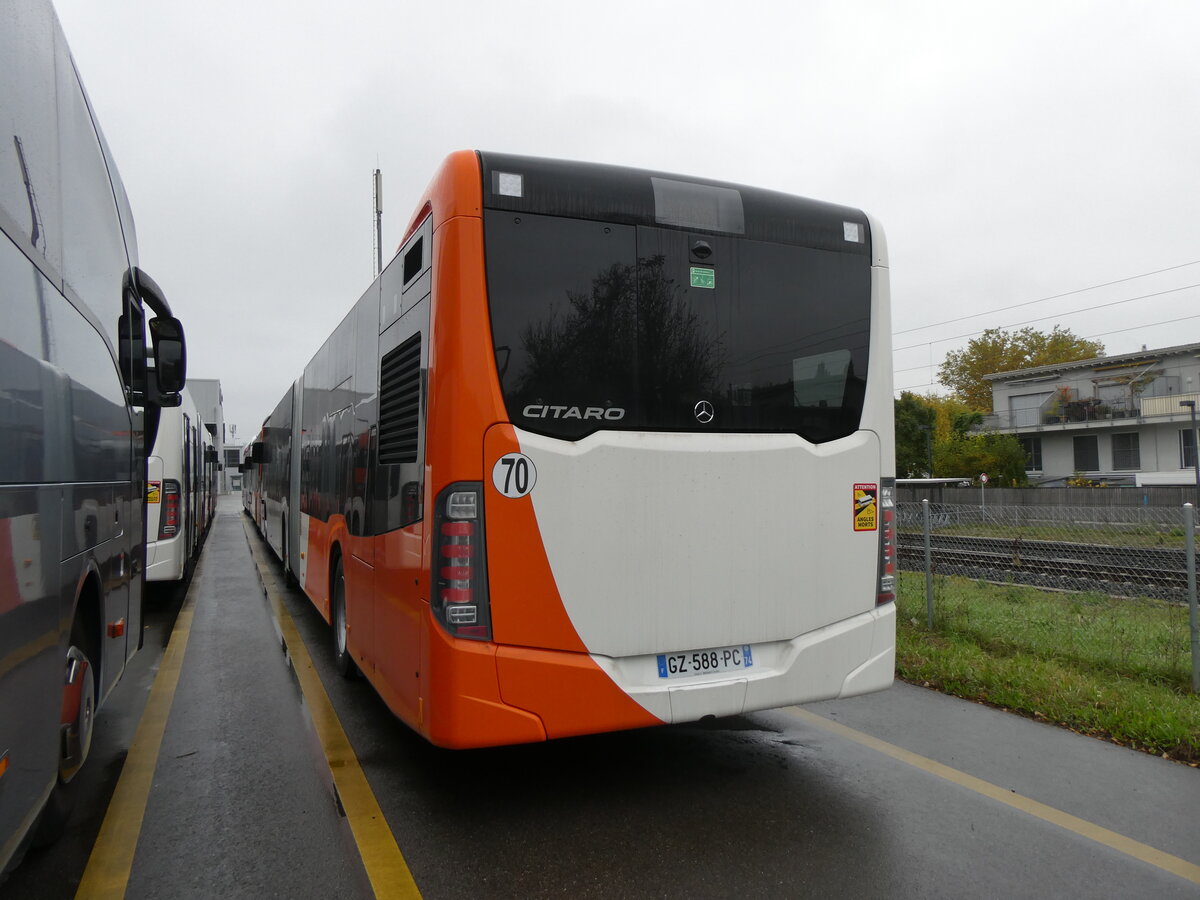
[[521, 429, 883, 659], [146, 389, 200, 582]]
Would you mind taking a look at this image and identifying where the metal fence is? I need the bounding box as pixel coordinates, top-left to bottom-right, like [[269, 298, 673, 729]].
[[896, 501, 1200, 693], [898, 485, 1200, 507]]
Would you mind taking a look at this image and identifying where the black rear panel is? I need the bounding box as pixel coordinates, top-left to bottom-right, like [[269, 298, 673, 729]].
[[478, 152, 872, 256]]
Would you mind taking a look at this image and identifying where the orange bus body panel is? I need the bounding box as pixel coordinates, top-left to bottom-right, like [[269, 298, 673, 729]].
[[425, 217, 504, 489], [422, 620, 546, 749], [369, 525, 425, 725], [412, 150, 483, 247], [303, 514, 342, 623], [483, 425, 589, 653], [346, 540, 375, 673], [495, 648, 663, 740]]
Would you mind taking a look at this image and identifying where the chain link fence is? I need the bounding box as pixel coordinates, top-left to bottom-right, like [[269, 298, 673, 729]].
[[896, 501, 1200, 692]]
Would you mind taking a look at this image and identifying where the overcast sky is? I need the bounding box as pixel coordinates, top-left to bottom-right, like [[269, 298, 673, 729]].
[[53, 0, 1200, 441]]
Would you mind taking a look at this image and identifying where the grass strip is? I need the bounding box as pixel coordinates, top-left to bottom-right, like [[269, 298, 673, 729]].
[[895, 574, 1200, 764]]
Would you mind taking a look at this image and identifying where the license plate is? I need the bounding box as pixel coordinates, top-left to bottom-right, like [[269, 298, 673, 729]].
[[656, 645, 753, 679]]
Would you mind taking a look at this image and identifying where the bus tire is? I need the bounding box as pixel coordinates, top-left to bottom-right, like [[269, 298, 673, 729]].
[[282, 518, 296, 588], [32, 615, 96, 846], [331, 557, 357, 679]]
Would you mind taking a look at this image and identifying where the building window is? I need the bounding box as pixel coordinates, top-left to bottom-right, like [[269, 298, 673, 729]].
[[1010, 393, 1052, 428], [1112, 433, 1140, 470], [1019, 436, 1042, 471], [1183, 429, 1198, 469], [1073, 434, 1099, 471]]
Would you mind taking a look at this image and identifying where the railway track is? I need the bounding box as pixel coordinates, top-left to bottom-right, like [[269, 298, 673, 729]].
[[896, 533, 1192, 600]]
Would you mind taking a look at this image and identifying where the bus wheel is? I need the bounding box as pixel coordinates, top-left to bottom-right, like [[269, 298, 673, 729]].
[[33, 617, 96, 845], [331, 558, 357, 679], [282, 519, 296, 588]]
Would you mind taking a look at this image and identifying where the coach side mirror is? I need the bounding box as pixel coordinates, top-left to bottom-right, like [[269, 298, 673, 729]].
[[150, 315, 187, 400]]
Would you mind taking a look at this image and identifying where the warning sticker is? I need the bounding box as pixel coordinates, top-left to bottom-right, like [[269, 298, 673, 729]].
[[689, 266, 715, 289], [147, 481, 161, 504], [853, 483, 877, 531]]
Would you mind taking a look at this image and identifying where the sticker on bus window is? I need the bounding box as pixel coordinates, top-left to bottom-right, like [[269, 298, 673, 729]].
[[147, 481, 161, 504], [492, 453, 537, 498], [853, 483, 877, 531]]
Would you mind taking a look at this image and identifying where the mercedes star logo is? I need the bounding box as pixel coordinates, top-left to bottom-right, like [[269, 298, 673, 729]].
[[694, 400, 715, 423]]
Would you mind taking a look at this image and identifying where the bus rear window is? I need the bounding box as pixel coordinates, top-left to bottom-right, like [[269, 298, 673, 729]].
[[484, 210, 871, 443]]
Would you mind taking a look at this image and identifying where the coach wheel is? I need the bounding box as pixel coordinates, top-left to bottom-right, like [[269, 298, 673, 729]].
[[331, 557, 357, 679], [34, 617, 95, 845]]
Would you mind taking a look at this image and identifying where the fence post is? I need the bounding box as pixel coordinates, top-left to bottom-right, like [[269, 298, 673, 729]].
[[1185, 503, 1198, 694], [923, 498, 933, 629]]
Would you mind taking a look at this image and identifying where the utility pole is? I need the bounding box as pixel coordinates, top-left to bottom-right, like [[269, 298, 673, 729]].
[[919, 423, 934, 477], [372, 168, 383, 279], [1182, 400, 1200, 503]]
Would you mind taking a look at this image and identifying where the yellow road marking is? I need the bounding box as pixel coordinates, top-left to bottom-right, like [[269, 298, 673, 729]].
[[75, 566, 200, 899], [245, 524, 421, 899], [785, 706, 1200, 886]]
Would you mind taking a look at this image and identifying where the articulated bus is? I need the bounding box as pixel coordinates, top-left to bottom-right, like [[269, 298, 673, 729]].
[[253, 151, 895, 749], [145, 387, 216, 583], [0, 0, 187, 874], [241, 426, 266, 531]]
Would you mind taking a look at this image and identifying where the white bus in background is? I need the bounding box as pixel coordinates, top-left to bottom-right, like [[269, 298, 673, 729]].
[[146, 387, 215, 583]]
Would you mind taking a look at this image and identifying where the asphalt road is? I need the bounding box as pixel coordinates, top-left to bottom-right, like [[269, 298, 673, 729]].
[[6, 495, 1198, 898]]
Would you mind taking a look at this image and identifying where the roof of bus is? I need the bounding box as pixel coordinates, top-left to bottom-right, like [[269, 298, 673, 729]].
[[398, 151, 874, 260]]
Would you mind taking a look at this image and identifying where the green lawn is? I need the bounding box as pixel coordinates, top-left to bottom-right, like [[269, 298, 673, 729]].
[[895, 572, 1200, 763]]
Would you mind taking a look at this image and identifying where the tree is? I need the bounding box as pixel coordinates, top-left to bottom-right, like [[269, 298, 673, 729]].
[[895, 392, 936, 476], [934, 431, 1028, 486], [894, 392, 1025, 482], [938, 326, 1104, 411]]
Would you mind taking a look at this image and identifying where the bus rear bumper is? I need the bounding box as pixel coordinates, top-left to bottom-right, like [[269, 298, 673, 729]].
[[428, 604, 895, 746], [591, 603, 896, 724], [144, 537, 185, 583]]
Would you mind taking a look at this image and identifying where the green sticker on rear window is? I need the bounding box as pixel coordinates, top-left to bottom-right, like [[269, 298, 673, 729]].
[[690, 266, 715, 289]]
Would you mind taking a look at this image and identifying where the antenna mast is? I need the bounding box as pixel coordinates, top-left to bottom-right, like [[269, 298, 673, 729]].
[[372, 168, 383, 278]]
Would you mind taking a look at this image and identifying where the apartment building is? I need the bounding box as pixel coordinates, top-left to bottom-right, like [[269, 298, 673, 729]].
[[981, 342, 1200, 485]]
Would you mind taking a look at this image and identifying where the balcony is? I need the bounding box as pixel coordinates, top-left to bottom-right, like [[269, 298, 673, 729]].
[[1141, 392, 1200, 417], [1045, 397, 1140, 424], [983, 389, 1200, 433], [981, 398, 1140, 431]]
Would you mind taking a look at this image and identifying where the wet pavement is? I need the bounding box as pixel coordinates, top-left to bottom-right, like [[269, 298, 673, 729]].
[[5, 494, 1198, 898]]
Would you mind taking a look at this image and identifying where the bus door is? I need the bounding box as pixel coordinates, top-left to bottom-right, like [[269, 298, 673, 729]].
[[183, 416, 194, 553]]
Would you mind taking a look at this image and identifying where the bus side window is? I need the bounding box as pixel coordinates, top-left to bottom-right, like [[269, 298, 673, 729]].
[[56, 35, 129, 347], [381, 218, 431, 334]]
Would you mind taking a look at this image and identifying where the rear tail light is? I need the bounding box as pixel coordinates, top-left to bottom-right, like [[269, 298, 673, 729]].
[[876, 478, 896, 605], [159, 480, 180, 539], [432, 483, 491, 641]]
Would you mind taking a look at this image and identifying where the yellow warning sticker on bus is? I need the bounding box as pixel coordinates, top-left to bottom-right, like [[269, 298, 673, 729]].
[[147, 481, 161, 504], [853, 483, 877, 531]]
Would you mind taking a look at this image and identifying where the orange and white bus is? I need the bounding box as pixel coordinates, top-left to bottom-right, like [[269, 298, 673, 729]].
[[255, 151, 895, 748]]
